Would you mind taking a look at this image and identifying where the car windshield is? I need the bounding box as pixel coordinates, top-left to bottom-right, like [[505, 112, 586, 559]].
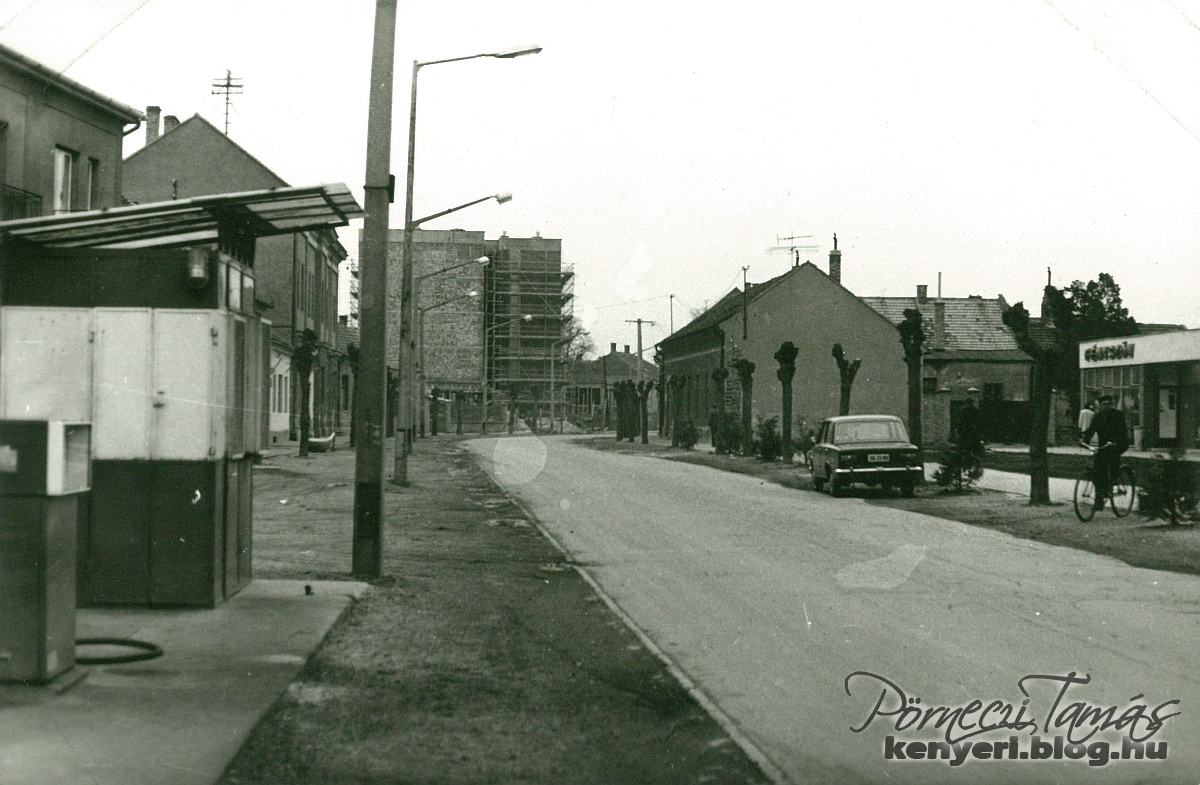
[[833, 420, 907, 444]]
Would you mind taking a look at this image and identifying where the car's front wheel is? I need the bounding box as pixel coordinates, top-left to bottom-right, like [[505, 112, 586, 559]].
[[811, 467, 825, 492], [829, 471, 844, 497]]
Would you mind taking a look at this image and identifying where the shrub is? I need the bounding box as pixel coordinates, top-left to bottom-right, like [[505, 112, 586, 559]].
[[675, 419, 699, 450], [709, 410, 741, 455], [755, 415, 781, 462], [933, 441, 983, 492]]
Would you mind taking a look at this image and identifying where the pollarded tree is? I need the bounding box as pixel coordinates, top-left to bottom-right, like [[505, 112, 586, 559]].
[[636, 380, 655, 445], [711, 366, 731, 454], [731, 358, 755, 457], [1003, 288, 1073, 505], [898, 310, 925, 452], [831, 344, 861, 417], [293, 329, 320, 457], [774, 342, 799, 463]]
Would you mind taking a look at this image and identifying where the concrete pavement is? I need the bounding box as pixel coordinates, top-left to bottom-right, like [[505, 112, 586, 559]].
[[0, 575, 366, 784]]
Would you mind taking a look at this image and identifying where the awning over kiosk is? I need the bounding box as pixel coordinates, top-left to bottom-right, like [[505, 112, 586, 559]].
[[0, 183, 363, 249]]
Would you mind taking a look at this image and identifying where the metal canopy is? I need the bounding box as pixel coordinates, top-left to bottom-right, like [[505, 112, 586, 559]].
[[0, 184, 363, 249]]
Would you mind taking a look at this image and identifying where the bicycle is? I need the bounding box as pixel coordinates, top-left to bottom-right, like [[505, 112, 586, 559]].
[[1074, 442, 1136, 522]]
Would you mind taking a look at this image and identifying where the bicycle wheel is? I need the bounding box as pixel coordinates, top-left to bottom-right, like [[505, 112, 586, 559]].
[[1110, 466, 1135, 518], [1074, 475, 1097, 521]]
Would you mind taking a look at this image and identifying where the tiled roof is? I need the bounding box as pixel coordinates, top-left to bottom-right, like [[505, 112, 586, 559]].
[[660, 268, 795, 346], [860, 296, 1027, 354], [571, 351, 658, 385], [1139, 322, 1188, 335]]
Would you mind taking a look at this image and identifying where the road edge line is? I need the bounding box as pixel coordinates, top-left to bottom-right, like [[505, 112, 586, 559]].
[[466, 441, 791, 785]]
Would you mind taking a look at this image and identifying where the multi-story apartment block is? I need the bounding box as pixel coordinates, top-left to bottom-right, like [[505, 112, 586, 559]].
[[385, 229, 571, 431], [0, 42, 141, 219], [122, 112, 347, 444]]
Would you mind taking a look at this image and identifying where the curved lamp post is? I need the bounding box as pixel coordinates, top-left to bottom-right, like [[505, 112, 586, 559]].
[[394, 45, 542, 486], [482, 313, 532, 434]]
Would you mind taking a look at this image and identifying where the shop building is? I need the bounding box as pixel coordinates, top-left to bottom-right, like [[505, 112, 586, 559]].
[[1079, 329, 1199, 450]]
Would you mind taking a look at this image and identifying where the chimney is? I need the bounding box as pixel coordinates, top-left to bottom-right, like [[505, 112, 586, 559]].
[[828, 234, 841, 284], [624, 345, 630, 354], [610, 342, 617, 354], [163, 115, 180, 134], [933, 299, 946, 350], [145, 105, 161, 145], [917, 285, 928, 304]]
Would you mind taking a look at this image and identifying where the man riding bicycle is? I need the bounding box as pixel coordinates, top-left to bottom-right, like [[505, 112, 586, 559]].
[[1081, 394, 1129, 511]]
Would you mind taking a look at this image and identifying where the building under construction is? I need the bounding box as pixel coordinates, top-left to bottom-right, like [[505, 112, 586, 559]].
[[486, 234, 573, 417], [386, 229, 571, 430]]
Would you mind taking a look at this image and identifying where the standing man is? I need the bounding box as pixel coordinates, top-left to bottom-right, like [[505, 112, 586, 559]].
[[1082, 394, 1128, 510]]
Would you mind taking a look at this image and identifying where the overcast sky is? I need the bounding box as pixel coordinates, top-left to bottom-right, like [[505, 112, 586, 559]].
[[3, 0, 1198, 356]]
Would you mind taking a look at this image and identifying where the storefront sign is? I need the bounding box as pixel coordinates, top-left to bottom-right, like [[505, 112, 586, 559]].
[[1084, 341, 1135, 363], [1079, 329, 1200, 367]]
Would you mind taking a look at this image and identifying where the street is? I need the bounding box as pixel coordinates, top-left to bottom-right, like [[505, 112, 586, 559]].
[[467, 435, 1200, 785]]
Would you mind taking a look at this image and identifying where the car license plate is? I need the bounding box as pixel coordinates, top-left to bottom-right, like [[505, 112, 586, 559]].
[[868, 454, 889, 463]]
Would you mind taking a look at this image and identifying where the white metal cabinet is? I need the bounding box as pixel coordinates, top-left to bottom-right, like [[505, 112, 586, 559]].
[[0, 308, 92, 422]]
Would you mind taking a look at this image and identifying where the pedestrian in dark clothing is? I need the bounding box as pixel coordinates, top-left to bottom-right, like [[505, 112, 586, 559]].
[[957, 397, 984, 458], [1082, 394, 1129, 508]]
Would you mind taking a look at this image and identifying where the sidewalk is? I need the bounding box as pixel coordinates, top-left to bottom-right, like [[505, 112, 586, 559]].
[[0, 580, 365, 785], [924, 462, 1077, 503]]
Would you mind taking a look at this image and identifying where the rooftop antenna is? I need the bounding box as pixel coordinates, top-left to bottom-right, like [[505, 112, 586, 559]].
[[767, 233, 818, 267], [211, 69, 243, 135]]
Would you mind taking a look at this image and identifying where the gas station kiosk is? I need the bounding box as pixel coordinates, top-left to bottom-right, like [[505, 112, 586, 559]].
[[0, 184, 362, 609]]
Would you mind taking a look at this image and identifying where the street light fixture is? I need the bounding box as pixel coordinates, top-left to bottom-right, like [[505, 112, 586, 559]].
[[394, 44, 542, 485], [482, 313, 532, 434]]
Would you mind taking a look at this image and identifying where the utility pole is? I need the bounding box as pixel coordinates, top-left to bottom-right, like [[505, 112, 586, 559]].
[[741, 266, 749, 340], [351, 0, 398, 579], [625, 318, 655, 384], [669, 294, 674, 334], [210, 70, 243, 136]]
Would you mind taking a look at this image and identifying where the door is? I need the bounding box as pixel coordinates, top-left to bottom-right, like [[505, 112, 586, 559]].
[[1160, 387, 1178, 439]]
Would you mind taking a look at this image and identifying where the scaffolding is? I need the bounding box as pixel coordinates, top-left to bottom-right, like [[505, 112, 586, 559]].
[[484, 238, 573, 405]]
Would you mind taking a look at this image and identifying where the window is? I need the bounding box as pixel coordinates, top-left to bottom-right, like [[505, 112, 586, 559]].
[[86, 158, 100, 210], [53, 147, 75, 213]]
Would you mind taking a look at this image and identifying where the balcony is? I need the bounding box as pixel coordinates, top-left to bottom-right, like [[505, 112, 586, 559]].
[[2, 185, 43, 220]]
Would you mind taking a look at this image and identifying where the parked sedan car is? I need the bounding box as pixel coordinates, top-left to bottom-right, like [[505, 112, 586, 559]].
[[810, 415, 922, 497]]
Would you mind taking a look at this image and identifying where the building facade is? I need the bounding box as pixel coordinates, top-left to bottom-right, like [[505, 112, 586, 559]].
[[122, 112, 347, 443], [861, 287, 1033, 445], [0, 42, 141, 219], [659, 257, 910, 441], [1080, 329, 1200, 450]]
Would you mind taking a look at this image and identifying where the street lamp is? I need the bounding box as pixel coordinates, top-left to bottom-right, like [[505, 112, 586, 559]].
[[482, 313, 532, 434], [418, 289, 478, 437], [394, 44, 542, 485], [549, 333, 578, 434]]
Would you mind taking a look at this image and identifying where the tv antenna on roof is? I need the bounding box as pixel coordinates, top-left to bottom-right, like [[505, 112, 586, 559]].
[[211, 70, 243, 135], [767, 233, 819, 266]]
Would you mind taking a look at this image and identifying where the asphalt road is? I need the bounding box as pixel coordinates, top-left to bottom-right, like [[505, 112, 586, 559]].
[[467, 435, 1200, 785]]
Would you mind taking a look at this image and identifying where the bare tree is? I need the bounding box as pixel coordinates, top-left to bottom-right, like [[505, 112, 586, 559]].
[[774, 342, 799, 463], [732, 358, 755, 456], [831, 343, 861, 416], [898, 310, 925, 452]]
